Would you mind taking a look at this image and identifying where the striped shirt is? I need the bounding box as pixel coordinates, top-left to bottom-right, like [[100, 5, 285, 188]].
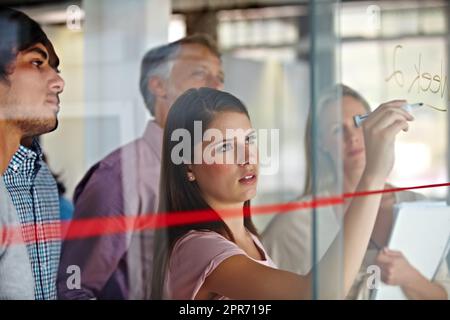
[[2, 140, 61, 300]]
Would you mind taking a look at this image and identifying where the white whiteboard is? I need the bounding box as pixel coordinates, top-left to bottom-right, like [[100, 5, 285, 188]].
[[373, 202, 450, 300]]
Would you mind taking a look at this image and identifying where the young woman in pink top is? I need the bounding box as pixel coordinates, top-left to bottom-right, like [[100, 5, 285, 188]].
[[151, 87, 414, 300]]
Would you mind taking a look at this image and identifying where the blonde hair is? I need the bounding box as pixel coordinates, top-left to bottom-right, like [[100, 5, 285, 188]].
[[303, 84, 371, 196]]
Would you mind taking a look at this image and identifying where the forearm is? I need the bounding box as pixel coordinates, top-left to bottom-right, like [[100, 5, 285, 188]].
[[402, 271, 448, 300], [342, 173, 385, 296]]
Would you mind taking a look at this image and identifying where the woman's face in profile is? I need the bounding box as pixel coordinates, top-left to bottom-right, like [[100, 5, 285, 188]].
[[320, 96, 367, 173], [189, 111, 258, 210]]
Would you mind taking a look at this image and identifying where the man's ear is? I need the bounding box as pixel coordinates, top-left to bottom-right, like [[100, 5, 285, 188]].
[[2, 58, 17, 81], [147, 76, 167, 99]]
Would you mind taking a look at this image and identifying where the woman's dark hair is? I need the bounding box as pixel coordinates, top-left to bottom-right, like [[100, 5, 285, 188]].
[[0, 7, 60, 82], [150, 87, 258, 299]]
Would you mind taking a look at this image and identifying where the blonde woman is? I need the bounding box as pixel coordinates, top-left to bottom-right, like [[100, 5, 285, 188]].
[[263, 84, 449, 300]]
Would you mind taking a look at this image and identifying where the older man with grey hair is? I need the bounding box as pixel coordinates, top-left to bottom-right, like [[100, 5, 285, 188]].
[[57, 34, 224, 300]]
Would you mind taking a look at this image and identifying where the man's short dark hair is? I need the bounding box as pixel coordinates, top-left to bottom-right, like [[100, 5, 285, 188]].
[[0, 7, 60, 82], [139, 34, 221, 116]]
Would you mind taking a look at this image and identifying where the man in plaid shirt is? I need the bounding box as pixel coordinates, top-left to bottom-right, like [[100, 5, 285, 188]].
[[0, 7, 65, 300]]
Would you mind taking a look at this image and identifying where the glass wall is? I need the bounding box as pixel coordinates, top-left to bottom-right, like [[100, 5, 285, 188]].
[[336, 0, 450, 300], [5, 0, 448, 300]]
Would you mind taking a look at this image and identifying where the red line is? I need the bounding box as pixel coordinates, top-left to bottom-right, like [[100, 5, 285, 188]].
[[343, 182, 450, 198], [1, 182, 449, 246]]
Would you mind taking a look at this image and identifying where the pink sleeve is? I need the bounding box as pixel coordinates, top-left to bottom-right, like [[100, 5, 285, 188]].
[[166, 231, 245, 300]]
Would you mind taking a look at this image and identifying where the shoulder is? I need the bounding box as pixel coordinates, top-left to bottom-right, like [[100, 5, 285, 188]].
[[263, 192, 337, 239], [75, 135, 159, 193], [173, 230, 243, 258], [170, 230, 246, 273], [261, 192, 340, 274], [93, 135, 153, 171], [166, 230, 245, 299], [0, 180, 16, 225], [72, 141, 138, 200]]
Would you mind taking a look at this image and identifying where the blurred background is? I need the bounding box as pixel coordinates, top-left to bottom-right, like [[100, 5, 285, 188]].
[[2, 1, 445, 196], [1, 0, 447, 227], [2, 0, 449, 299]]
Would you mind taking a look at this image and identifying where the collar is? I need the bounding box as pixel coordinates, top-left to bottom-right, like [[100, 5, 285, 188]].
[[142, 120, 163, 160], [7, 138, 43, 177]]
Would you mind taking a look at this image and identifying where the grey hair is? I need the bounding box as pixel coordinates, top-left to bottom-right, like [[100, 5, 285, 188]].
[[139, 34, 221, 116], [139, 44, 180, 116]]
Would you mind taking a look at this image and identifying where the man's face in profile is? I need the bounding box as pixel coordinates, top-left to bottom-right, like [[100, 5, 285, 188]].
[[165, 43, 224, 108], [0, 42, 65, 137]]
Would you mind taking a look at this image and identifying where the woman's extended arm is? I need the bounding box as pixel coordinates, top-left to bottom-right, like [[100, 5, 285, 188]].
[[201, 101, 414, 300]]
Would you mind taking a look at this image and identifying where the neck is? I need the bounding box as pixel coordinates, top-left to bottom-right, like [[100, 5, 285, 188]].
[[153, 100, 169, 129], [21, 136, 34, 148], [213, 202, 246, 239], [0, 122, 22, 174], [224, 216, 246, 238]]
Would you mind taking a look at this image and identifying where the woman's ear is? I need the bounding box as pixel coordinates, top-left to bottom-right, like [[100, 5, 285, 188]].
[[147, 76, 167, 99], [186, 164, 196, 182]]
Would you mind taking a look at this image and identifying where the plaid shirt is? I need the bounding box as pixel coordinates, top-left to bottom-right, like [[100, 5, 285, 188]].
[[2, 140, 61, 300]]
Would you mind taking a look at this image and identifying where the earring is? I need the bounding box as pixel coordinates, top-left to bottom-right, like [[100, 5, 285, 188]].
[[188, 175, 195, 181]]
